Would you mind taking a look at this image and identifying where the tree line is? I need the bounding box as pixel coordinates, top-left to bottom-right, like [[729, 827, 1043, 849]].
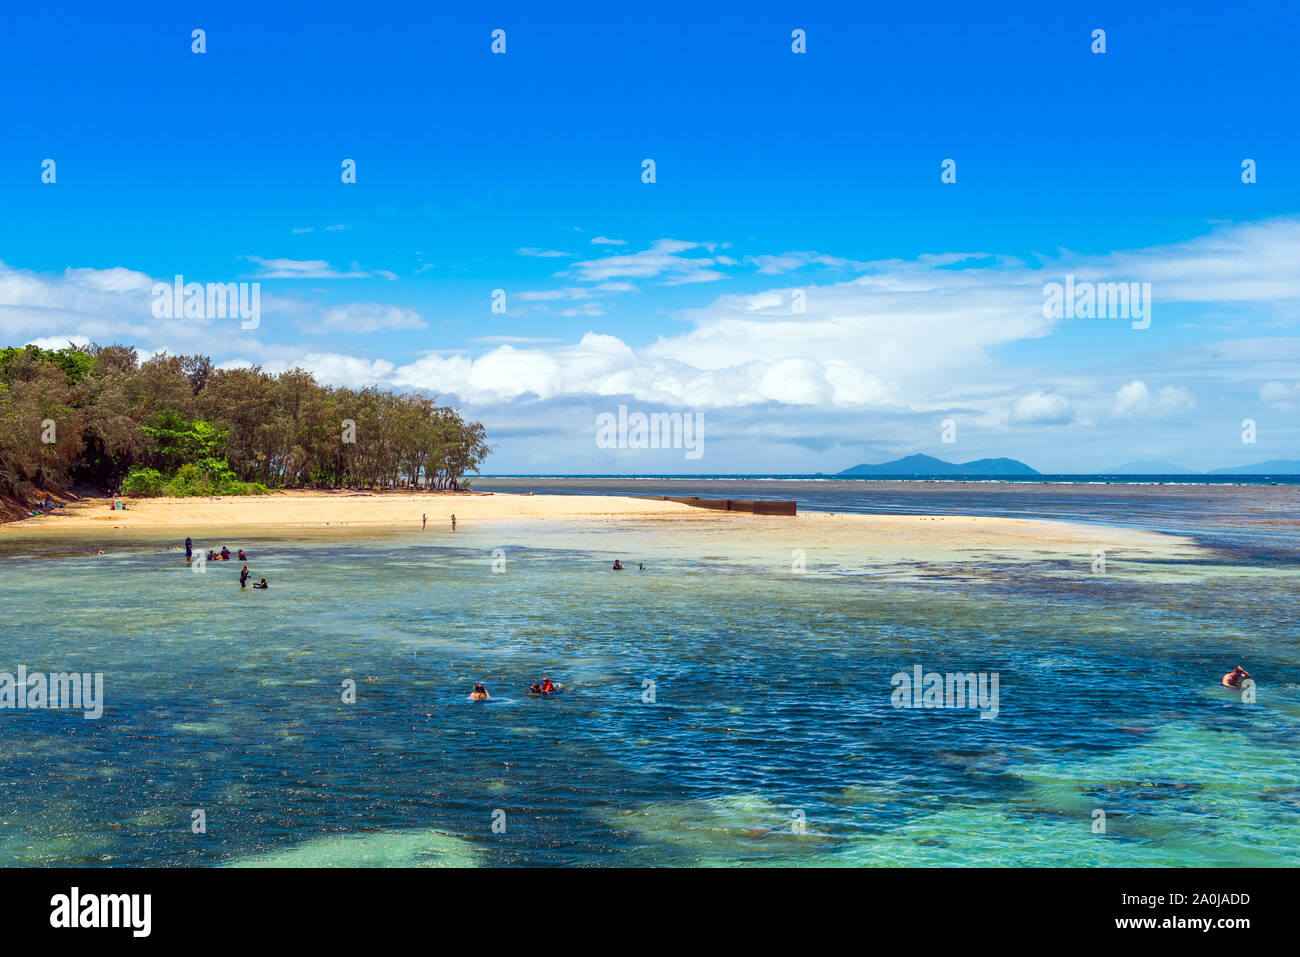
[[0, 343, 491, 499]]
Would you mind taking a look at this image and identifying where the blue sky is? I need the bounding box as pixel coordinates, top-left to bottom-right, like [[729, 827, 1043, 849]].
[[2, 0, 1299, 472]]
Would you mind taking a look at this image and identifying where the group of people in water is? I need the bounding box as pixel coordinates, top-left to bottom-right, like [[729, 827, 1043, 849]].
[[469, 677, 559, 702], [472, 668, 1254, 702], [184, 537, 267, 589], [177, 529, 1256, 698]]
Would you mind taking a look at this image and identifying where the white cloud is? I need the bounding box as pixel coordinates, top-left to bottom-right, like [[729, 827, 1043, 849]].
[[302, 304, 428, 334], [591, 236, 626, 245], [1010, 391, 1075, 425], [25, 334, 91, 350], [744, 252, 870, 274], [1260, 381, 1300, 411], [517, 248, 573, 258], [243, 256, 377, 279], [2, 218, 1299, 454], [516, 288, 594, 302], [567, 239, 728, 285], [1112, 380, 1196, 418]]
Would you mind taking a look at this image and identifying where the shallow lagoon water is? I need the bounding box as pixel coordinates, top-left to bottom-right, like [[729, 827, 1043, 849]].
[[0, 497, 1297, 867]]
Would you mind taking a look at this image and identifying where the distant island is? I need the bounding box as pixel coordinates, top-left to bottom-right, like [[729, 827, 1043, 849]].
[[1209, 460, 1300, 475], [839, 453, 1300, 477], [838, 453, 1039, 477], [1104, 459, 1300, 475]]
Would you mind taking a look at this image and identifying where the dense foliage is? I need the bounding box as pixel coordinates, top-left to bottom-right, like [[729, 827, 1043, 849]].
[[0, 343, 491, 499]]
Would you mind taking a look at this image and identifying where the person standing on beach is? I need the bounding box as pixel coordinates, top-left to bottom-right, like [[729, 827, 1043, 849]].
[[422, 513, 427, 530]]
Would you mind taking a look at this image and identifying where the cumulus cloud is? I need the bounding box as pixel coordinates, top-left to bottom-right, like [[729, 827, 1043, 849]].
[[3, 217, 1300, 447], [26, 334, 91, 350], [1112, 380, 1196, 418], [1009, 391, 1075, 425], [1260, 381, 1300, 410]]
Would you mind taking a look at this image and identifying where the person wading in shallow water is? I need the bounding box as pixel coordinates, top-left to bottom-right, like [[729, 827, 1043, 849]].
[[450, 514, 457, 531], [240, 565, 250, 589], [184, 537, 192, 559], [422, 513, 427, 530]]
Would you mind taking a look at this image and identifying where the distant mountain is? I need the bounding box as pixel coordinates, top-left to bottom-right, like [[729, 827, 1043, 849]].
[[1105, 460, 1196, 474], [838, 453, 1039, 477], [1209, 460, 1300, 475]]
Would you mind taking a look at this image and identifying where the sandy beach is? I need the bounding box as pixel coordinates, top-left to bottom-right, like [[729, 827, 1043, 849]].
[[0, 489, 1200, 559]]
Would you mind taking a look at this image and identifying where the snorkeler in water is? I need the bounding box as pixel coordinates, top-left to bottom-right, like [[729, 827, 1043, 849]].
[[1222, 665, 1251, 688], [253, 577, 268, 589]]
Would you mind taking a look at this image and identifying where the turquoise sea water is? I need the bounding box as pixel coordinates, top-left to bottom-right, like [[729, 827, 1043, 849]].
[[0, 487, 1297, 867]]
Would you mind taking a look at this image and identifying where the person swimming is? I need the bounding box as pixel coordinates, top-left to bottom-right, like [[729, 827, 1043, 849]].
[[220, 546, 230, 560], [253, 577, 268, 589], [470, 683, 489, 702], [207, 550, 220, 562], [638, 562, 644, 570], [240, 565, 250, 589], [1222, 665, 1251, 688], [540, 677, 556, 695], [237, 549, 247, 561], [612, 560, 623, 570], [528, 682, 542, 696]]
